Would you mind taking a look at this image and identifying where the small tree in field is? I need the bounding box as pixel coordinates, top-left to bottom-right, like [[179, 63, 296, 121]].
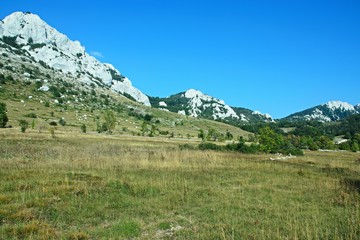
[[0, 102, 8, 128], [81, 124, 87, 133], [18, 119, 29, 133], [198, 129, 206, 141], [103, 110, 116, 134]]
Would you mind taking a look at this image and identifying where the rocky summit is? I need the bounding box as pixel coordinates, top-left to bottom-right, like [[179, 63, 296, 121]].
[[0, 12, 150, 106], [284, 101, 359, 122], [149, 89, 274, 123]]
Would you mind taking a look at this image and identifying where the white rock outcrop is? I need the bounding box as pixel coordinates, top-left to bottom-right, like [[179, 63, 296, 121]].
[[0, 12, 150, 106], [184, 89, 239, 119]]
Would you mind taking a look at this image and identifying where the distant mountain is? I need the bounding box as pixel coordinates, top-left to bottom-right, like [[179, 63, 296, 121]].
[[355, 104, 360, 112], [2, 12, 358, 126], [284, 101, 359, 122], [0, 12, 150, 106], [149, 89, 274, 123]]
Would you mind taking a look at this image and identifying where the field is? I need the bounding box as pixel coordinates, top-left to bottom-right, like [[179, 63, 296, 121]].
[[0, 128, 360, 239]]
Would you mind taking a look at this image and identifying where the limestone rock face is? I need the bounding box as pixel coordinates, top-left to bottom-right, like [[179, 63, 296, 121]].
[[0, 12, 150, 106]]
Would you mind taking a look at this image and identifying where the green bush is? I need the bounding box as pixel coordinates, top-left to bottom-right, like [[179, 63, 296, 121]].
[[199, 142, 222, 151], [24, 112, 37, 118], [0, 102, 8, 128], [80, 124, 87, 133], [225, 142, 260, 154], [18, 119, 29, 133], [49, 121, 57, 126], [59, 117, 66, 126]]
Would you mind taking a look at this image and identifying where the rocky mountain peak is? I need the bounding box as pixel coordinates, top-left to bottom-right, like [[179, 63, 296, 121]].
[[285, 100, 359, 122], [0, 12, 151, 106], [323, 101, 356, 112]]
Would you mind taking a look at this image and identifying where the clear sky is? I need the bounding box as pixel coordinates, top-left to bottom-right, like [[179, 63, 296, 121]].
[[1, 0, 359, 118]]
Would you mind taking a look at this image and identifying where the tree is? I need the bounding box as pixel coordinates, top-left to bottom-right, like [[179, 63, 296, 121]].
[[206, 128, 218, 141], [81, 124, 87, 133], [141, 121, 148, 136], [198, 129, 206, 141], [0, 102, 8, 128], [351, 142, 359, 152], [31, 119, 36, 129], [103, 110, 116, 133], [18, 119, 29, 133], [149, 124, 157, 137], [226, 130, 233, 140], [258, 126, 283, 153], [144, 114, 153, 122]]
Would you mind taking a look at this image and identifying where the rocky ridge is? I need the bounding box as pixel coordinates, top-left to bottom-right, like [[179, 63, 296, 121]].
[[149, 89, 274, 123], [0, 12, 150, 106], [284, 101, 359, 122]]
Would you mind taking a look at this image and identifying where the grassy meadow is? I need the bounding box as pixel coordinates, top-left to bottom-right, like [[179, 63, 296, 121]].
[[0, 128, 359, 239]]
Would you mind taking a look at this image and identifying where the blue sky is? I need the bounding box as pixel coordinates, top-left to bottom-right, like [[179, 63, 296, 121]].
[[1, 0, 359, 118]]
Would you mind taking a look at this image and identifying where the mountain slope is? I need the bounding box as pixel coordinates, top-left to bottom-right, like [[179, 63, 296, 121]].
[[149, 89, 274, 124], [232, 107, 274, 123], [0, 11, 150, 106], [355, 104, 360, 112], [284, 101, 359, 122]]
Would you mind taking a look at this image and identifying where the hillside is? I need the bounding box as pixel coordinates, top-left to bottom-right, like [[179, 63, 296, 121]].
[[0, 12, 251, 139], [1, 11, 359, 132], [0, 11, 150, 106]]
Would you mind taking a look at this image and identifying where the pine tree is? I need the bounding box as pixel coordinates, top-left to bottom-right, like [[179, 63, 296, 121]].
[[0, 102, 8, 128]]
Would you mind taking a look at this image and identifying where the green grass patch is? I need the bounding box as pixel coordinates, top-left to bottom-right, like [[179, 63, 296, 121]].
[[0, 132, 359, 239]]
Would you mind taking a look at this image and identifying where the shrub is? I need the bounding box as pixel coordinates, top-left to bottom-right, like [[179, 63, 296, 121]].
[[49, 121, 57, 126], [2, 36, 20, 48], [6, 75, 14, 83], [144, 114, 153, 122], [0, 102, 8, 128], [96, 122, 108, 133], [225, 142, 260, 154], [49, 127, 56, 138], [103, 110, 116, 133], [29, 43, 46, 50], [0, 74, 5, 84], [199, 142, 222, 151], [35, 81, 42, 89], [18, 119, 29, 133], [24, 112, 37, 118], [179, 144, 196, 150], [80, 124, 87, 133], [28, 37, 33, 44], [59, 117, 66, 126]]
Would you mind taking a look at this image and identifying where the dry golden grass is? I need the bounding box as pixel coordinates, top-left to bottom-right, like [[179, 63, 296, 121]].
[[0, 129, 359, 239]]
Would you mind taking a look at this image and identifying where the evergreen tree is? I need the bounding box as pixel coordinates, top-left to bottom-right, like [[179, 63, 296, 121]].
[[0, 102, 8, 128], [81, 124, 87, 133]]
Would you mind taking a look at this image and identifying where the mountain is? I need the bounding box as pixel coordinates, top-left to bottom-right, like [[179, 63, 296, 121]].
[[2, 12, 358, 126], [0, 12, 150, 106], [284, 101, 359, 122], [355, 104, 360, 112], [149, 89, 274, 124]]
